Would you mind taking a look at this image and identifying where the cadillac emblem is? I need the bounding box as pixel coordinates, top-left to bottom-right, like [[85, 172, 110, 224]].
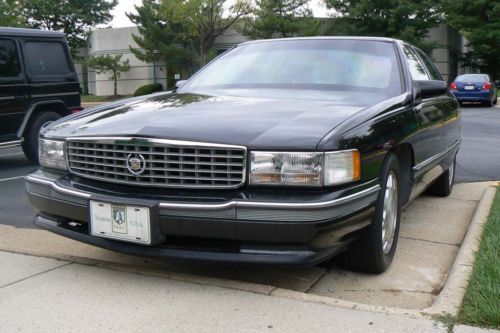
[[126, 153, 146, 175]]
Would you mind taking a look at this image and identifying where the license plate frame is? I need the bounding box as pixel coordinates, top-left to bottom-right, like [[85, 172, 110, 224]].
[[89, 201, 151, 245], [464, 85, 475, 90]]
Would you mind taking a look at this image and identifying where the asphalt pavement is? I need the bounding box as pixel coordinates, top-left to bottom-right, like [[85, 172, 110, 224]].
[[456, 103, 500, 182]]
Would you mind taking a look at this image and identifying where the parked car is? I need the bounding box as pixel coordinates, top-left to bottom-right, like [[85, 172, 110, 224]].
[[450, 73, 498, 107], [25, 37, 461, 273], [0, 28, 81, 162]]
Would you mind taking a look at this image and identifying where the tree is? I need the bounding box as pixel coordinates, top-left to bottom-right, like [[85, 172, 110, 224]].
[[129, 0, 252, 78], [21, 0, 118, 51], [442, 0, 500, 80], [127, 0, 194, 89], [85, 54, 131, 96], [0, 0, 26, 27], [323, 0, 443, 51], [171, 0, 253, 66], [244, 0, 321, 39]]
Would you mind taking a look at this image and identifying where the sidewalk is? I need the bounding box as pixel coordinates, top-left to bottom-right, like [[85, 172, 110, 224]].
[[0, 250, 497, 333]]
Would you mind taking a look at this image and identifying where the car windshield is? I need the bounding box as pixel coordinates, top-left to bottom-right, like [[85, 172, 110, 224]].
[[181, 39, 402, 101], [456, 74, 489, 82]]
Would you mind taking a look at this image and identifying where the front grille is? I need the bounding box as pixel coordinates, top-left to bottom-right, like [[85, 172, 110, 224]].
[[66, 138, 246, 188]]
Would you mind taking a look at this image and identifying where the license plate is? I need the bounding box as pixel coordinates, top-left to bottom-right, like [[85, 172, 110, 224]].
[[90, 201, 151, 244], [464, 85, 475, 90]]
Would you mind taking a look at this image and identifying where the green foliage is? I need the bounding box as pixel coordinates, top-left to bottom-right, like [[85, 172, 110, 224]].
[[243, 0, 321, 38], [1, 0, 117, 51], [442, 0, 500, 80], [128, 0, 252, 78], [0, 0, 26, 27], [459, 188, 500, 329], [127, 0, 194, 82], [85, 54, 131, 96], [323, 0, 442, 51], [133, 83, 163, 97]]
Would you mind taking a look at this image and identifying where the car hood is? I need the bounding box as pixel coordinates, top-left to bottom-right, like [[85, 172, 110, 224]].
[[45, 92, 366, 150]]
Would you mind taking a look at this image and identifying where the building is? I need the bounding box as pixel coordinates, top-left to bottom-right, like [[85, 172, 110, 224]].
[[78, 24, 466, 96], [426, 25, 468, 83]]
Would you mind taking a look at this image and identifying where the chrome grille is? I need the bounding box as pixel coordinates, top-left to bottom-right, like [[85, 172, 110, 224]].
[[66, 138, 246, 188]]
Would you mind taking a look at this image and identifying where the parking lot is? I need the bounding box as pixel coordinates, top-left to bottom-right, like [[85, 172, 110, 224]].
[[0, 104, 499, 310]]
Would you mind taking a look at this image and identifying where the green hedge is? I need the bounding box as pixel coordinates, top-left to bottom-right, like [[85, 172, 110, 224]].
[[133, 83, 163, 97]]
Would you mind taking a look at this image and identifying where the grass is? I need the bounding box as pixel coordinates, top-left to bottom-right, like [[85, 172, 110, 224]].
[[458, 187, 500, 329], [81, 95, 130, 103]]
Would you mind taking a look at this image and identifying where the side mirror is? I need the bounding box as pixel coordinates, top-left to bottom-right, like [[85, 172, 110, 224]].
[[416, 80, 448, 99], [175, 80, 187, 89]]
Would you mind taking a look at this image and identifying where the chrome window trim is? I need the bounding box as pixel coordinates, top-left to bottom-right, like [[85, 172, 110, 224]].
[[65, 137, 247, 189]]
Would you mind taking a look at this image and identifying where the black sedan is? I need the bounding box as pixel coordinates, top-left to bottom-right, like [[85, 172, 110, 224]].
[[25, 37, 461, 273]]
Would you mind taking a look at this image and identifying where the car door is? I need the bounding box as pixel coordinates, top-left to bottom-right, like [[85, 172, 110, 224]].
[[402, 44, 453, 177], [0, 37, 28, 142]]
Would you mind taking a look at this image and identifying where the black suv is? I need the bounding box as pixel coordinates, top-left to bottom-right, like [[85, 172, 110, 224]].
[[0, 28, 81, 162]]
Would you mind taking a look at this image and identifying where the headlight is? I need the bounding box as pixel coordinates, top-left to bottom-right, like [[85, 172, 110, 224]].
[[250, 150, 360, 186], [39, 139, 67, 171]]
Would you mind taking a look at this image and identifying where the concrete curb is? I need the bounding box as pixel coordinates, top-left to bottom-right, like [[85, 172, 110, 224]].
[[422, 185, 498, 317]]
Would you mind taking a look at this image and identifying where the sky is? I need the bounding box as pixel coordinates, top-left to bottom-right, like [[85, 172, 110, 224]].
[[111, 0, 331, 28]]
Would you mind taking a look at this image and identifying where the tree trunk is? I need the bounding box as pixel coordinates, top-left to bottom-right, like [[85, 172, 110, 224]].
[[113, 71, 118, 96]]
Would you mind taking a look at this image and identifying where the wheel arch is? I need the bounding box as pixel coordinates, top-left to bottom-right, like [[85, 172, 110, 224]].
[[17, 100, 69, 138], [388, 143, 414, 206]]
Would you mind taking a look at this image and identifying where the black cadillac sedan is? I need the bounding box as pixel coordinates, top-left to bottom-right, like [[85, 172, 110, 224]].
[[25, 37, 460, 273]]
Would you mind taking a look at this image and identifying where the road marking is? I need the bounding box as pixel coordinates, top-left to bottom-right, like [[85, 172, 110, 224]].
[[0, 152, 24, 157], [0, 176, 25, 182]]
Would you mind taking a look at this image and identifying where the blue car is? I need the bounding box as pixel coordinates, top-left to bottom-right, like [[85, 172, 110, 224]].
[[450, 74, 498, 107]]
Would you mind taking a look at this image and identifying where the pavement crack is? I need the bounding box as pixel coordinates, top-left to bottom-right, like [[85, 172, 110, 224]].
[[304, 269, 328, 293], [0, 262, 72, 289], [399, 236, 460, 246], [339, 288, 435, 295]]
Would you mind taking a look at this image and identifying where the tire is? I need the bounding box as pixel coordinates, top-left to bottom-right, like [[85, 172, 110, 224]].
[[494, 96, 497, 105], [485, 99, 494, 107], [22, 112, 62, 164], [337, 153, 402, 274], [426, 156, 456, 197]]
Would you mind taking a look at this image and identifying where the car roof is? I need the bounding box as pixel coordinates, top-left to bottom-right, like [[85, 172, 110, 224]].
[[0, 27, 65, 38], [240, 36, 399, 46]]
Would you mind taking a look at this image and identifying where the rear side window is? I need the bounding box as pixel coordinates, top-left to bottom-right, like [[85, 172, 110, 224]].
[[24, 41, 71, 77], [415, 49, 442, 81], [0, 39, 21, 78], [402, 45, 429, 80]]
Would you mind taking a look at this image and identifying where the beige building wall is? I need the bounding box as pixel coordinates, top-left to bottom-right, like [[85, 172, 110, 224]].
[[427, 25, 466, 82], [85, 27, 166, 96]]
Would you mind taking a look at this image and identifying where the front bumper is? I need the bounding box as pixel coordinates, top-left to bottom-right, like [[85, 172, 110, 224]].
[[25, 169, 379, 265]]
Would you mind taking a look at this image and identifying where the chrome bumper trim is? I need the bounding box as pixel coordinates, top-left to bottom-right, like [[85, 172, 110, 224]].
[[0, 140, 23, 149], [25, 173, 379, 211], [25, 174, 92, 199]]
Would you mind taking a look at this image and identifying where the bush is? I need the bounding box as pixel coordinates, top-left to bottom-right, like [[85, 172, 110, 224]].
[[133, 83, 163, 97]]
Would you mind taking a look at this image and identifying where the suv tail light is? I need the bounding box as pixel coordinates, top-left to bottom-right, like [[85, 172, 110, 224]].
[[482, 82, 491, 90], [450, 82, 457, 90], [69, 107, 84, 114]]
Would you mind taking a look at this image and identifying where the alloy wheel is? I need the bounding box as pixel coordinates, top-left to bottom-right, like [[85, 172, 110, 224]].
[[381, 171, 398, 254]]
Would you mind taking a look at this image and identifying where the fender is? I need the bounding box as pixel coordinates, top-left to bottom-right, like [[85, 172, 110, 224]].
[[17, 99, 68, 138]]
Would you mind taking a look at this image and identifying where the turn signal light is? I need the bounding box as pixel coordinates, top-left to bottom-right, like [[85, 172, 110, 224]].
[[450, 82, 457, 90], [482, 82, 491, 90]]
